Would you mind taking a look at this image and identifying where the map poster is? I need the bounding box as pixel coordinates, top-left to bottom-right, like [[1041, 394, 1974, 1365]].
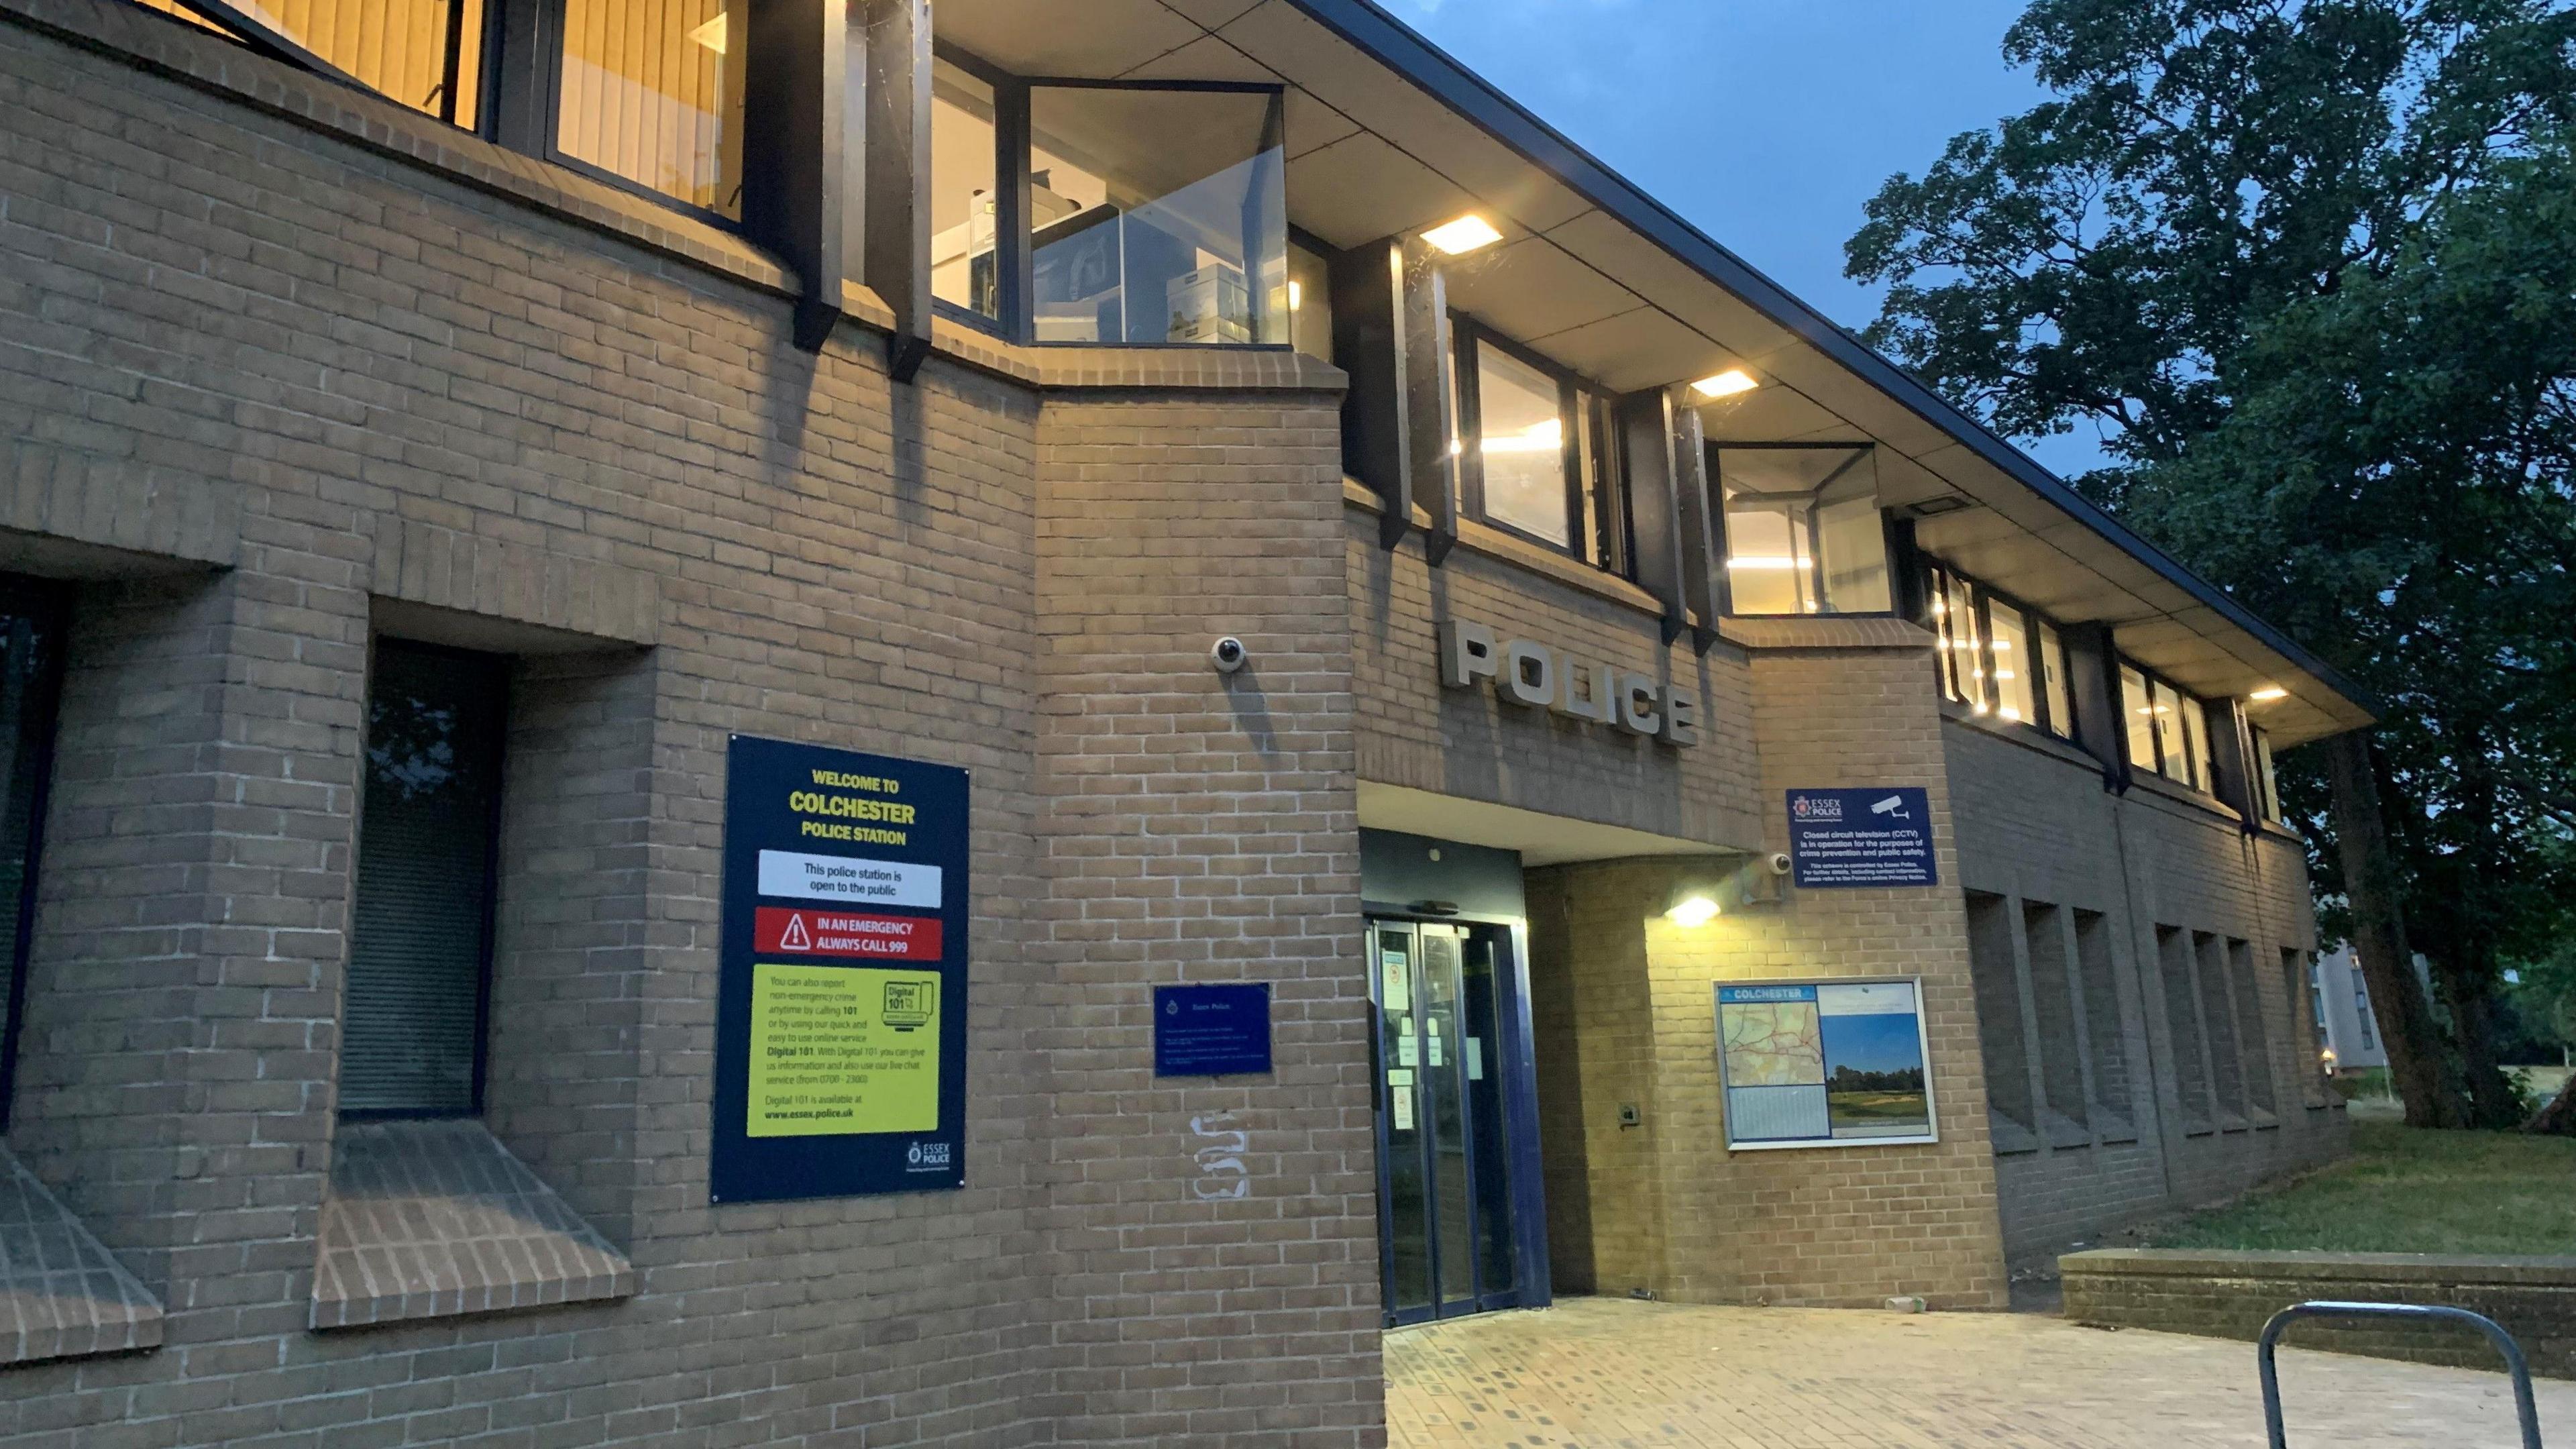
[[1715, 980, 1937, 1149], [712, 735, 969, 1203]]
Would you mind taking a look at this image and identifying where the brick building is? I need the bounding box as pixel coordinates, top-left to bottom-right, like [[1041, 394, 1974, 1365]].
[[0, 0, 2367, 1443]]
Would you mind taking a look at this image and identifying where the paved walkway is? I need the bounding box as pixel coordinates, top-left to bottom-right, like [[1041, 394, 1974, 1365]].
[[1387, 1297, 2576, 1448]]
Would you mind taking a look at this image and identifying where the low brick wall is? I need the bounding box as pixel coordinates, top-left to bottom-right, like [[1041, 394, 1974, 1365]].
[[2061, 1250, 2576, 1379]]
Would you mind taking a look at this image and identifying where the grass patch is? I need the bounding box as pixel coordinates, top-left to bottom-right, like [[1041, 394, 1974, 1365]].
[[2146, 1122, 2576, 1256]]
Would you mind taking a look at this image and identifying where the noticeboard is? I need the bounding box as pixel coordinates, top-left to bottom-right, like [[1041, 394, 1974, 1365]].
[[1715, 979, 1937, 1149], [1152, 984, 1273, 1077], [1785, 787, 1937, 888], [711, 735, 969, 1204]]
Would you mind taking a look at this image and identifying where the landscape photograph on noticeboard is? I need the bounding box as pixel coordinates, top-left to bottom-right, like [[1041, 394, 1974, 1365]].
[[1717, 980, 1935, 1148]]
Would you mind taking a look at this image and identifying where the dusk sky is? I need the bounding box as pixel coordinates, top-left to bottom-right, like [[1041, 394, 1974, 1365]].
[[1374, 1, 2106, 474]]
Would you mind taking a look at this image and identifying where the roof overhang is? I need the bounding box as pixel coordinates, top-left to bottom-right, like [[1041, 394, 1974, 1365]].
[[933, 0, 2377, 746]]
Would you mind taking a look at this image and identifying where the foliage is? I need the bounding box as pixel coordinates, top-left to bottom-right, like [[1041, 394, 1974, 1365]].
[[2145, 1120, 2576, 1252], [1846, 0, 2576, 1125]]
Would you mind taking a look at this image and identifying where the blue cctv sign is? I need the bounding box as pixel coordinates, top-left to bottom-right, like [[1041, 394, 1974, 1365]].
[[1786, 788, 1937, 889]]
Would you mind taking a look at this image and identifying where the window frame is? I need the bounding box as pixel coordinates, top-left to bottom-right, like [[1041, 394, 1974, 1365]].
[[1923, 560, 2078, 743], [340, 638, 513, 1123], [2118, 656, 2220, 796], [934, 47, 1292, 351], [1450, 318, 1634, 578], [535, 0, 752, 225], [1710, 442, 1897, 619], [0, 582, 70, 1134], [2251, 725, 2286, 824]]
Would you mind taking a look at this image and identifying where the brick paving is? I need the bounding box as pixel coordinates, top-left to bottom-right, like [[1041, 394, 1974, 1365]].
[[1387, 1297, 2576, 1448]]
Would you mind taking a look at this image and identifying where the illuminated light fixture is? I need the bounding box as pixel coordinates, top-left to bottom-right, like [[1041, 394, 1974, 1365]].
[[1727, 556, 1815, 571], [1690, 368, 1759, 400], [689, 13, 728, 52], [1666, 894, 1721, 928], [2249, 686, 2290, 702], [1421, 215, 1504, 255], [1481, 419, 1565, 455], [1287, 281, 1303, 311]]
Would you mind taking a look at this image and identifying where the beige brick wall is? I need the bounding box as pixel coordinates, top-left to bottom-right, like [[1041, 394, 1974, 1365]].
[[1526, 639, 2012, 1312], [1348, 516, 1761, 851], [0, 11, 1382, 1445], [1033, 395, 1379, 1446], [1945, 719, 2347, 1258]]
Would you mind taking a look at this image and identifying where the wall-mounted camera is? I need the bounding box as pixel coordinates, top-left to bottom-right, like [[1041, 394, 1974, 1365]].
[[1210, 637, 1249, 675], [1768, 851, 1794, 877]]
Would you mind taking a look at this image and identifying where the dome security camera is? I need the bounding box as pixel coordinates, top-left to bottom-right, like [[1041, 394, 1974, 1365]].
[[1768, 851, 1794, 877], [1210, 637, 1249, 675]]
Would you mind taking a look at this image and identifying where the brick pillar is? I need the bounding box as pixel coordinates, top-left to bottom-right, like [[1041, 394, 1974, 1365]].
[[1032, 392, 1378, 1446], [10, 561, 366, 1330]]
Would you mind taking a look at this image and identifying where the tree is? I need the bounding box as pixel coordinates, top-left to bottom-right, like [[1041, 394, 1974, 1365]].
[[1847, 0, 2576, 1128]]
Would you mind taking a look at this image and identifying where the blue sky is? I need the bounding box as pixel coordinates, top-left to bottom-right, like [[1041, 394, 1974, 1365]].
[[1372, 1, 2102, 474]]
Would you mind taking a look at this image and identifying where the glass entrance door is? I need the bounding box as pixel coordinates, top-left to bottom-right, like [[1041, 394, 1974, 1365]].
[[1371, 919, 1529, 1325]]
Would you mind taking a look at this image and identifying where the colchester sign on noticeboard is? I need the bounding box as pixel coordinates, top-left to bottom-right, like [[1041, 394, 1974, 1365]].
[[711, 735, 970, 1203]]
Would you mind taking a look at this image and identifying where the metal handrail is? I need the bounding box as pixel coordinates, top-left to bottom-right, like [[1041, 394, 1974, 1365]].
[[2259, 1301, 2544, 1449]]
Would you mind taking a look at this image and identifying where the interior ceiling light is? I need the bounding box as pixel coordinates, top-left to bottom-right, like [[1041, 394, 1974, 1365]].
[[2249, 686, 2290, 702], [1690, 369, 1758, 399], [1421, 215, 1505, 255]]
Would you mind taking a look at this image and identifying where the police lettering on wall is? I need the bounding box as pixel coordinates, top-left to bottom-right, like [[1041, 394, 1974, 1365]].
[[1436, 619, 1699, 747], [711, 735, 971, 1203]]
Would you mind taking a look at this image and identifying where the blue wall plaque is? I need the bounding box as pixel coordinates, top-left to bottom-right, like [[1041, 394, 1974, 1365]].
[[1786, 787, 1937, 889], [1153, 984, 1273, 1077]]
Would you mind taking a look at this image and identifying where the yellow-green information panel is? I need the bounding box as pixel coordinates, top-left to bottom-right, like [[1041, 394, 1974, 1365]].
[[747, 965, 941, 1138]]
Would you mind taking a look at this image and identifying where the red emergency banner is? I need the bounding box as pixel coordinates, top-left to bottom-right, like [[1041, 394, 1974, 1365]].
[[754, 906, 943, 962]]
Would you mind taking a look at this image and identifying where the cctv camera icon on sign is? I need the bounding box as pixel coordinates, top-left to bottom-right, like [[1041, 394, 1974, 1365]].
[[1871, 795, 1913, 822]]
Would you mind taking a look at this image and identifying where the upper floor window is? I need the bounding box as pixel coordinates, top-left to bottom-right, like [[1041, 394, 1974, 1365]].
[[2120, 659, 2216, 794], [1454, 324, 1631, 575], [931, 52, 1289, 348], [557, 0, 746, 217], [1714, 445, 1889, 615], [132, 0, 490, 127], [2252, 726, 2286, 824], [1927, 562, 2077, 741]]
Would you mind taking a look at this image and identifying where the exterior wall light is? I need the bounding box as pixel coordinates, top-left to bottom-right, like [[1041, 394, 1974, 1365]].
[[1421, 215, 1505, 255], [1690, 369, 1758, 399], [1666, 894, 1720, 928], [2249, 686, 2290, 702]]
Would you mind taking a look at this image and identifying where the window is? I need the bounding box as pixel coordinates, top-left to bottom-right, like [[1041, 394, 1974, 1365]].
[[2121, 663, 2157, 770], [1026, 85, 1286, 345], [2253, 727, 2285, 823], [2121, 660, 2218, 794], [1988, 604, 2037, 728], [1933, 568, 1990, 711], [341, 641, 509, 1118], [2037, 620, 2074, 741], [1453, 326, 1631, 574], [1925, 562, 2078, 740], [0, 582, 66, 1130], [556, 0, 746, 215], [1286, 238, 1334, 364], [2353, 974, 2376, 1051], [1467, 339, 1573, 547], [930, 58, 1001, 319], [2308, 961, 2326, 1032], [930, 52, 1289, 347], [130, 0, 488, 127], [1715, 445, 1889, 615]]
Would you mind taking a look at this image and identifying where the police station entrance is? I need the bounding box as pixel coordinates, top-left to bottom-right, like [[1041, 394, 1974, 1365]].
[[1368, 919, 1542, 1325]]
